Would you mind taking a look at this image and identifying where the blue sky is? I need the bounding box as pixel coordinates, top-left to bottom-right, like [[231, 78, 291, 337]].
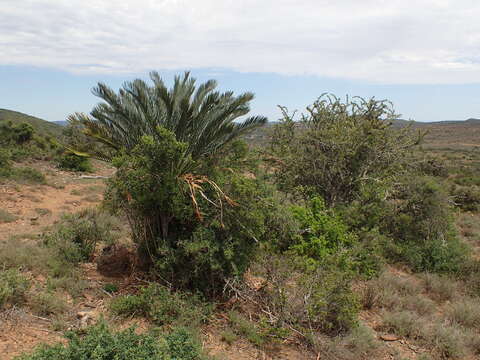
[[1, 1, 480, 122]]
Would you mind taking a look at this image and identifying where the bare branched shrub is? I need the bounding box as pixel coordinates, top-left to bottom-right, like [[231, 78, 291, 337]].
[[225, 253, 359, 344]]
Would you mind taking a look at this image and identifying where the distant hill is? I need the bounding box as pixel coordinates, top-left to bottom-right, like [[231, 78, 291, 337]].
[[245, 118, 480, 149], [52, 121, 68, 126], [0, 109, 63, 137]]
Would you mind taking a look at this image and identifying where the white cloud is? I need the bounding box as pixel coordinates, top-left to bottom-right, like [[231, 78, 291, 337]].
[[1, 0, 480, 83]]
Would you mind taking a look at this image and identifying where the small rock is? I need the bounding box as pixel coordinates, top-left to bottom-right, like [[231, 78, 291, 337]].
[[380, 334, 399, 341], [76, 311, 91, 319]]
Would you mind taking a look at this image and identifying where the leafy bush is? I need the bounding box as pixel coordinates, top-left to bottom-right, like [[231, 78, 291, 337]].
[[381, 311, 425, 340], [106, 132, 276, 294], [0, 148, 12, 177], [30, 291, 68, 316], [386, 176, 468, 273], [15, 322, 205, 360], [0, 269, 29, 308], [110, 284, 212, 328], [0, 121, 34, 145], [57, 152, 92, 172], [451, 185, 480, 212], [103, 283, 118, 294], [243, 253, 360, 338], [448, 298, 480, 329], [228, 311, 266, 346], [44, 208, 119, 262], [269, 94, 422, 207], [12, 167, 46, 184], [288, 197, 356, 266]]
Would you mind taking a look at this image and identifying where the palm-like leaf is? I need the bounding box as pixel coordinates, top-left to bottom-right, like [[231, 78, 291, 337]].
[[68, 71, 267, 163]]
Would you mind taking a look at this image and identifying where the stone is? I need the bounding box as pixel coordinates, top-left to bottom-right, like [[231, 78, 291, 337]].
[[380, 334, 399, 341]]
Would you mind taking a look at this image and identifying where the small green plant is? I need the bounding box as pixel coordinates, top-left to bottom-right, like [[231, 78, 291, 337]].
[[381, 311, 425, 340], [110, 284, 212, 328], [342, 324, 379, 356], [0, 269, 30, 308], [430, 324, 466, 359], [15, 321, 206, 360], [57, 153, 93, 172], [448, 298, 480, 329], [228, 311, 266, 347], [422, 273, 458, 302], [165, 327, 204, 360], [220, 328, 238, 345], [30, 291, 68, 316], [103, 283, 118, 294], [12, 167, 46, 184], [44, 208, 119, 262]]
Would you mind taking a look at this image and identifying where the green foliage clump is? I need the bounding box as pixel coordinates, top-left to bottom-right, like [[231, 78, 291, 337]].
[[0, 148, 12, 177], [228, 311, 266, 346], [0, 121, 34, 145], [386, 177, 468, 273], [103, 283, 118, 294], [12, 167, 46, 184], [0, 147, 46, 184], [57, 152, 93, 172], [15, 322, 205, 360], [0, 269, 30, 308], [269, 94, 422, 207], [0, 121, 59, 164], [289, 197, 356, 267], [451, 185, 480, 212], [44, 208, 119, 262], [249, 254, 360, 338], [106, 131, 273, 294], [110, 284, 212, 328]]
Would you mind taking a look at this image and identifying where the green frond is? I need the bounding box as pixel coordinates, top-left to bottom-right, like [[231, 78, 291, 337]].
[[69, 71, 267, 162]]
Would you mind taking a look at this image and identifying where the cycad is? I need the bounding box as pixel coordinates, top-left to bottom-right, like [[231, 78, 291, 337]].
[[68, 71, 267, 163]]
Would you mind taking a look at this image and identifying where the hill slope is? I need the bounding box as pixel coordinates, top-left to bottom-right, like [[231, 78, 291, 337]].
[[0, 109, 63, 137]]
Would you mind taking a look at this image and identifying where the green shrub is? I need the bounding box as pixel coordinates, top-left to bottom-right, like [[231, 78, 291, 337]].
[[30, 292, 68, 316], [106, 132, 275, 294], [57, 153, 92, 172], [451, 185, 480, 212], [44, 208, 119, 262], [0, 148, 12, 177], [248, 253, 360, 337], [269, 94, 422, 207], [103, 283, 118, 294], [288, 197, 356, 267], [165, 327, 205, 360], [386, 176, 468, 273], [11, 167, 46, 184], [448, 298, 480, 329], [15, 322, 206, 360], [381, 311, 425, 340], [0, 269, 30, 308], [228, 311, 266, 346], [110, 284, 212, 328]]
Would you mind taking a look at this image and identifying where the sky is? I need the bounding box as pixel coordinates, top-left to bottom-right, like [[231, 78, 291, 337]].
[[1, 0, 480, 122]]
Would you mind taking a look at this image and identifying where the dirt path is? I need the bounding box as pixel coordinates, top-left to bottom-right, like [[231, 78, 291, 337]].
[[0, 160, 112, 241]]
